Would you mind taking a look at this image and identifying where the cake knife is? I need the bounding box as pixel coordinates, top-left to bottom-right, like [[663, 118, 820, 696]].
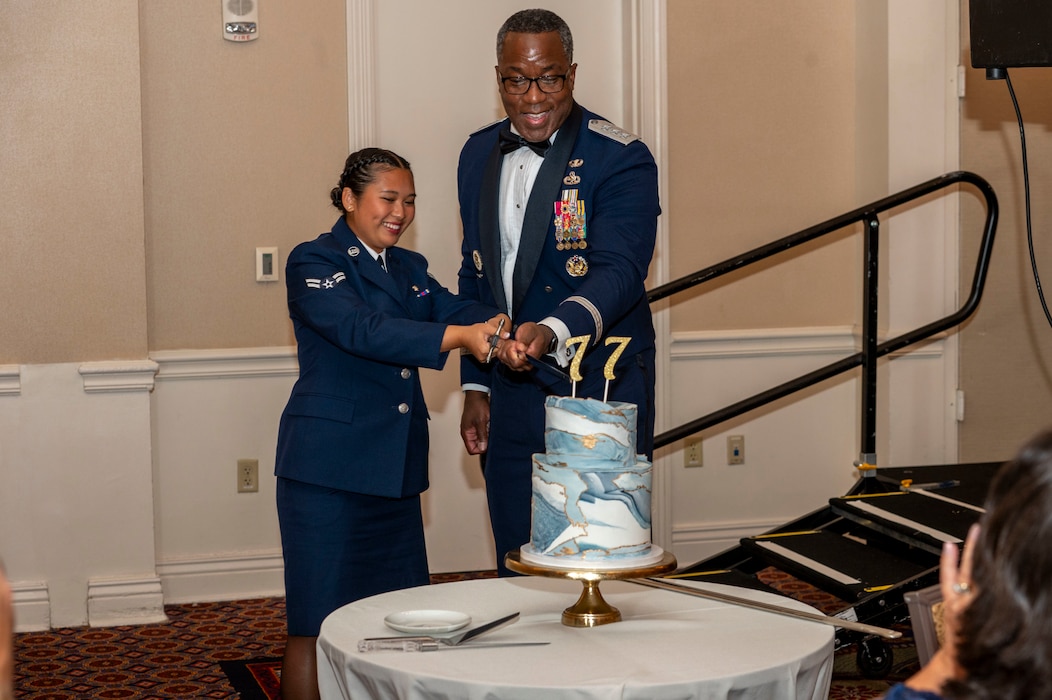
[[358, 638, 549, 652], [629, 577, 902, 640], [525, 355, 573, 383]]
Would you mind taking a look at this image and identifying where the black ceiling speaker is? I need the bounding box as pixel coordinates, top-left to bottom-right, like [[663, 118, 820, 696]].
[[970, 0, 1052, 68]]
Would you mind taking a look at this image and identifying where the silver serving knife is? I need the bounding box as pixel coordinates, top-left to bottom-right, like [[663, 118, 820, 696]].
[[358, 638, 549, 652], [359, 612, 547, 652]]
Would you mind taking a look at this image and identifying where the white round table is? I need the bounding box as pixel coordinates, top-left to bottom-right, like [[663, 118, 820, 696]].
[[317, 575, 833, 700]]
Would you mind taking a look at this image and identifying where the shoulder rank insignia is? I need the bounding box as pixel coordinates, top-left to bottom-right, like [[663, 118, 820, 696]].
[[588, 119, 639, 145], [306, 272, 346, 289]]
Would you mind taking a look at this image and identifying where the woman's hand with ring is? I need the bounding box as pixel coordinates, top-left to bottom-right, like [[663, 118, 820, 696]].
[[937, 522, 979, 677]]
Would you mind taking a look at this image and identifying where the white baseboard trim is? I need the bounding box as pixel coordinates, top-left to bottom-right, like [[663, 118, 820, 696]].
[[12, 581, 50, 633], [87, 575, 168, 627], [157, 552, 286, 604]]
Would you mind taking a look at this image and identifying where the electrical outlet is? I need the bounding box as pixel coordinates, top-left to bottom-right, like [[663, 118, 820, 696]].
[[237, 458, 259, 493], [684, 437, 703, 467], [727, 435, 745, 465]]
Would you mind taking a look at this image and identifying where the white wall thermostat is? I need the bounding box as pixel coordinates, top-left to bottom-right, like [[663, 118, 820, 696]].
[[256, 247, 279, 282], [223, 0, 259, 42]]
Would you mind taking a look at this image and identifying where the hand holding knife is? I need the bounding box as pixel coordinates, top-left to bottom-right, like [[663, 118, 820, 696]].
[[485, 318, 506, 363], [482, 320, 571, 383]]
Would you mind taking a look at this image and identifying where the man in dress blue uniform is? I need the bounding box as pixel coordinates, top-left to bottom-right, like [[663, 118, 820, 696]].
[[457, 9, 661, 575]]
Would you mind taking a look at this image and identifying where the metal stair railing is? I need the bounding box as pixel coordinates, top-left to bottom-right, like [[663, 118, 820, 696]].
[[648, 170, 999, 473]]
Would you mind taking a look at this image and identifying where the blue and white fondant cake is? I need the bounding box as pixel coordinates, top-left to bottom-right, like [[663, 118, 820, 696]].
[[521, 396, 663, 569]]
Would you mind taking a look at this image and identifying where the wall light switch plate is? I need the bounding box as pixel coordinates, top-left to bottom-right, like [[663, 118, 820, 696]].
[[256, 247, 278, 282], [727, 435, 745, 465]]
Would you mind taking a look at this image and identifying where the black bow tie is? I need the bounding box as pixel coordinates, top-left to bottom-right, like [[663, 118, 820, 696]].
[[498, 127, 551, 157]]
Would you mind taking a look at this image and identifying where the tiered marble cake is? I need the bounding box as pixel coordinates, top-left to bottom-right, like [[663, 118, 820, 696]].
[[522, 396, 661, 569]]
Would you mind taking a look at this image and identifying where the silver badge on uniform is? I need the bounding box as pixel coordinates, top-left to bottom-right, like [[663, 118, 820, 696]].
[[347, 246, 360, 258], [569, 158, 584, 167], [563, 171, 581, 185]]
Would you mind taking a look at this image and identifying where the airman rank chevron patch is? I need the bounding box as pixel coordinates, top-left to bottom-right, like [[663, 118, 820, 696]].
[[306, 272, 346, 289]]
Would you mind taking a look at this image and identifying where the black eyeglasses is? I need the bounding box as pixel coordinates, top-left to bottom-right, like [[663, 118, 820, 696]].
[[499, 73, 569, 95]]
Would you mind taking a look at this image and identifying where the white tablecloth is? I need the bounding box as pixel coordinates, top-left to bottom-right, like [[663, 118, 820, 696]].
[[318, 576, 834, 700]]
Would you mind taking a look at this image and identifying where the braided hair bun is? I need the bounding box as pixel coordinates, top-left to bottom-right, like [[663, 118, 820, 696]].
[[330, 148, 412, 212]]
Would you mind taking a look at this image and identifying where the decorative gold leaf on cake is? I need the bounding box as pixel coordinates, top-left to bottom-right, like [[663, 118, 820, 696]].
[[580, 435, 599, 449]]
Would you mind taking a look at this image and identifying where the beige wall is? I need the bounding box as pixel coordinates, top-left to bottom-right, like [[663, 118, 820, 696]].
[[0, 2, 347, 364], [141, 2, 347, 351], [959, 11, 1052, 459], [665, 0, 1052, 462], [1, 3, 148, 363], [667, 1, 862, 332]]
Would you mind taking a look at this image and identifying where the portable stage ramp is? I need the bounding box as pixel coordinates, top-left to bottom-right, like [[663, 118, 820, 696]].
[[647, 171, 999, 677], [671, 461, 998, 677]]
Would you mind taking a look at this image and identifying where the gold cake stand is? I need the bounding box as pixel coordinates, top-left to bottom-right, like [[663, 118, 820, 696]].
[[505, 549, 677, 627]]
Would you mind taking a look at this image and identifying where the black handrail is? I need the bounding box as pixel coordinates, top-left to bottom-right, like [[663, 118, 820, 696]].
[[649, 171, 999, 459]]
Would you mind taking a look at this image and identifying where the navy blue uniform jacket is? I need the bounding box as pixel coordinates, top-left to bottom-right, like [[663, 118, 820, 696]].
[[457, 103, 661, 571], [276, 217, 495, 498], [457, 103, 660, 402]]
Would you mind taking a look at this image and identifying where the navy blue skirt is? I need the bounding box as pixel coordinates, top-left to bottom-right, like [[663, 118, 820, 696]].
[[277, 477, 430, 636]]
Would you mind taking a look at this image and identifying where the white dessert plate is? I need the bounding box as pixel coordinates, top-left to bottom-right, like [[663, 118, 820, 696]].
[[383, 610, 471, 634]]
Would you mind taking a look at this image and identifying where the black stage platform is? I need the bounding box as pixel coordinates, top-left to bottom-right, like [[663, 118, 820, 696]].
[[673, 460, 1002, 677]]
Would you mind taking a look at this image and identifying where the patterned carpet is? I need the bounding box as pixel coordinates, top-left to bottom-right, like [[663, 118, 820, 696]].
[[13, 569, 916, 698], [15, 596, 287, 698]]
